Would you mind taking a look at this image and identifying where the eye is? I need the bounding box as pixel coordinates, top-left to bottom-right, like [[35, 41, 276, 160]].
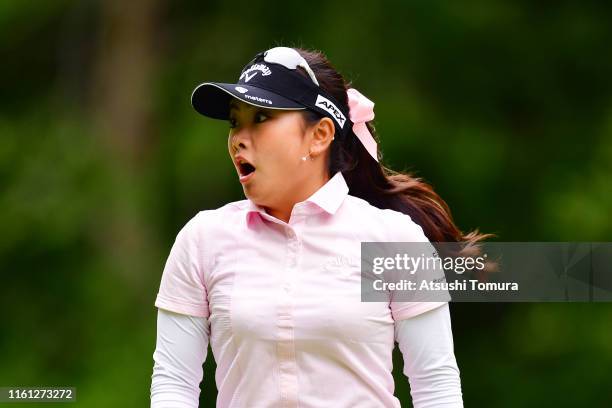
[[254, 111, 268, 123], [228, 111, 268, 129]]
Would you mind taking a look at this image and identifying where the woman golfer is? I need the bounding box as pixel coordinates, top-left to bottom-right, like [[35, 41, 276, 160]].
[[151, 46, 488, 407]]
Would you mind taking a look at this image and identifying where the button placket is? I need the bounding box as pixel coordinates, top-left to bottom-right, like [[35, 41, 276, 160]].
[[275, 225, 300, 406], [285, 227, 301, 291]]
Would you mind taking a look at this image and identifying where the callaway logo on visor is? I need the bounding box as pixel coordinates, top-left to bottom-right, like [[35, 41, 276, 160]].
[[239, 63, 272, 83]]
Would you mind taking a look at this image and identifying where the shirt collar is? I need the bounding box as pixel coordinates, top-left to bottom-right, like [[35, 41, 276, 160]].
[[245, 171, 349, 225]]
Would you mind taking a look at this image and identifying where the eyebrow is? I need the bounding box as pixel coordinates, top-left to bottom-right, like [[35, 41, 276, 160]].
[[229, 101, 270, 114]]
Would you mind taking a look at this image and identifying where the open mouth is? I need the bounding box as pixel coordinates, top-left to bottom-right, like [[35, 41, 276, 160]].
[[235, 155, 257, 183], [238, 161, 256, 177]]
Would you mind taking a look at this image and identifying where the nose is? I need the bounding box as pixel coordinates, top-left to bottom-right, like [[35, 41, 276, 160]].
[[229, 132, 245, 154], [229, 119, 253, 154]]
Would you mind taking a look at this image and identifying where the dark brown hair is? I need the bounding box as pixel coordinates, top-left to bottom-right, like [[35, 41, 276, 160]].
[[294, 47, 497, 277]]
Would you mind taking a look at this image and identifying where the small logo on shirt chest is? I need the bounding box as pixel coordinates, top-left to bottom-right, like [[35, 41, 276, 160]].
[[323, 255, 361, 275]]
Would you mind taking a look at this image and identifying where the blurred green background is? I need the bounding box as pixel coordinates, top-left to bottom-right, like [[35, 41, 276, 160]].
[[1, 0, 611, 407]]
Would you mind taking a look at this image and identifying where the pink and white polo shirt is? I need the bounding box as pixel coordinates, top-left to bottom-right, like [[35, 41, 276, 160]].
[[155, 170, 451, 407]]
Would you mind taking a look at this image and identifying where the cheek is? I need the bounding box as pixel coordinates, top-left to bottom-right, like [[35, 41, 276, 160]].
[[259, 127, 303, 167], [272, 142, 299, 165]]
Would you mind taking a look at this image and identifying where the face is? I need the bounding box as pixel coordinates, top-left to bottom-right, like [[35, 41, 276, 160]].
[[227, 98, 318, 210]]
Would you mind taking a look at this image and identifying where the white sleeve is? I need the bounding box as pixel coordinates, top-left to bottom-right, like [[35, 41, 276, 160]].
[[151, 308, 210, 408], [394, 302, 464, 408]]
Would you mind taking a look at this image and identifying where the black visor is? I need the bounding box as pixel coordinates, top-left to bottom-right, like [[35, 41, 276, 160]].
[[191, 51, 353, 136]]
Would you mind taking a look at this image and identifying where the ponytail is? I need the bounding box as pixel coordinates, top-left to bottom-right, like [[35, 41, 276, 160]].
[[295, 47, 497, 275]]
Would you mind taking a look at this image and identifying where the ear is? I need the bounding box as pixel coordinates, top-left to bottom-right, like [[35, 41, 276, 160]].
[[310, 117, 335, 156]]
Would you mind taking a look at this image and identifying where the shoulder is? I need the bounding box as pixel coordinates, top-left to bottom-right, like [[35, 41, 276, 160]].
[[178, 199, 248, 236], [342, 194, 428, 242]]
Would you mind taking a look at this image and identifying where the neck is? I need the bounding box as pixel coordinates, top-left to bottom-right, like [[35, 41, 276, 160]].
[[266, 170, 330, 224]]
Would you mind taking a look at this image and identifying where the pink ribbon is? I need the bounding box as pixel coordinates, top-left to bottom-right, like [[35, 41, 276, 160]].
[[347, 88, 377, 162]]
